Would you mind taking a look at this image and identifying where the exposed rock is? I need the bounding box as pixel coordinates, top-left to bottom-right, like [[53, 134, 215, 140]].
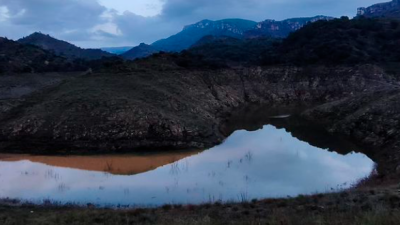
[[244, 16, 333, 39], [357, 0, 400, 18], [302, 88, 400, 178], [0, 64, 395, 154], [151, 19, 257, 52]]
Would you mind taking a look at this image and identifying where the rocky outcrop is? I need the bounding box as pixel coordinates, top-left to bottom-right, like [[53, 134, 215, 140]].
[[151, 19, 257, 52], [0, 64, 396, 154], [244, 16, 333, 39], [357, 0, 400, 18], [302, 88, 400, 179], [150, 16, 332, 52]]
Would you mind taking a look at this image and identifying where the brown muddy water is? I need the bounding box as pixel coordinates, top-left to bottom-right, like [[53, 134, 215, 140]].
[[0, 106, 375, 207]]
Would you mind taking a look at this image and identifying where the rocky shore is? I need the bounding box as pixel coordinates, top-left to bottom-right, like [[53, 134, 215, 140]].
[[0, 63, 399, 180], [0, 63, 400, 224], [0, 64, 395, 150]]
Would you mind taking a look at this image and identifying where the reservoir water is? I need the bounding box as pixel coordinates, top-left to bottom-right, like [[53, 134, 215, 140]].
[[0, 108, 375, 207]]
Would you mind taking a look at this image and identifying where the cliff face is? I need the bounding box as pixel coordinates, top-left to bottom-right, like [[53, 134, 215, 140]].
[[245, 16, 333, 38], [150, 17, 332, 52], [151, 19, 257, 52], [357, 0, 400, 18], [303, 88, 400, 179], [0, 64, 396, 153]]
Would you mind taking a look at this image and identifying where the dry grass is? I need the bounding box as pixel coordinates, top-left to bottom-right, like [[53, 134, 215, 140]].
[[1, 186, 400, 225]]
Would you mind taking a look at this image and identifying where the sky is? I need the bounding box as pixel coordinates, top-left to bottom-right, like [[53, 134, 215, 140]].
[[0, 0, 387, 48]]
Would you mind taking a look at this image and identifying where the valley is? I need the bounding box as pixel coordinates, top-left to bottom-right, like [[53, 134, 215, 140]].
[[1, 1, 400, 224]]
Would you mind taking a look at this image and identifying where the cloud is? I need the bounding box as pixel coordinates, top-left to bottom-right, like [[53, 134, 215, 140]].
[[0, 0, 388, 48], [112, 11, 183, 45], [0, 6, 8, 21], [0, 0, 106, 29], [0, 0, 110, 46], [99, 0, 163, 17]]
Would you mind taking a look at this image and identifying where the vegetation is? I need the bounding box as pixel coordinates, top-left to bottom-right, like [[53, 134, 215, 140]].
[[121, 43, 160, 60], [0, 37, 86, 74], [152, 19, 258, 52], [18, 32, 114, 60], [188, 35, 280, 66], [265, 17, 400, 65], [186, 17, 400, 67], [1, 187, 400, 225]]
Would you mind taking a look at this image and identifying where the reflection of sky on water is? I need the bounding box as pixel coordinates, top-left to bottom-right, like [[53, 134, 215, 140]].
[[0, 125, 374, 207]]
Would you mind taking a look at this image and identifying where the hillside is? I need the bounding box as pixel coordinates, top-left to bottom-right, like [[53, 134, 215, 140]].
[[151, 19, 257, 52], [0, 62, 394, 153], [121, 43, 160, 60], [260, 17, 400, 65], [18, 32, 114, 60], [188, 35, 279, 66], [0, 37, 84, 74]]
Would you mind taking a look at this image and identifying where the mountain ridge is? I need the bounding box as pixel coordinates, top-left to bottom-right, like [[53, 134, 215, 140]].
[[151, 19, 258, 52], [357, 0, 400, 18], [121, 16, 333, 60], [121, 43, 160, 60], [245, 16, 334, 38], [18, 32, 114, 60], [0, 37, 84, 74]]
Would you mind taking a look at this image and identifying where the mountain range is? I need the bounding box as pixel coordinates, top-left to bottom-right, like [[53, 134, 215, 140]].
[[151, 16, 333, 52], [152, 19, 258, 52], [1, 0, 398, 64], [120, 16, 332, 60], [244, 16, 334, 38]]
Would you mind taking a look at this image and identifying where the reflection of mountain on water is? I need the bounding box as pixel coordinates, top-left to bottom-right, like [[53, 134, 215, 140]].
[[221, 104, 369, 157], [0, 150, 201, 175], [0, 105, 371, 176]]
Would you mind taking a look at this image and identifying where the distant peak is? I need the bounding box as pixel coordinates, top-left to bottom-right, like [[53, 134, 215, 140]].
[[30, 32, 49, 36], [198, 19, 213, 24], [184, 19, 213, 30], [23, 32, 53, 40]]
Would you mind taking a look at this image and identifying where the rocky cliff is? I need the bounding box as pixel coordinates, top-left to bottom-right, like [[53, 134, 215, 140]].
[[245, 16, 333, 38], [0, 63, 396, 154], [357, 0, 400, 18], [151, 19, 257, 52], [150, 17, 332, 53], [303, 88, 400, 180]]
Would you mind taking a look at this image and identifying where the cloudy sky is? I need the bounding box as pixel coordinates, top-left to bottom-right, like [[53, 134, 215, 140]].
[[0, 0, 385, 48]]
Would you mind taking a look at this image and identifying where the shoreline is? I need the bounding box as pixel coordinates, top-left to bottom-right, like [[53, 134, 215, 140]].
[[0, 181, 399, 225]]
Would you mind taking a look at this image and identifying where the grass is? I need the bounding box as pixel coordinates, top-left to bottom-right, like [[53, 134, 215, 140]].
[[1, 186, 400, 225]]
